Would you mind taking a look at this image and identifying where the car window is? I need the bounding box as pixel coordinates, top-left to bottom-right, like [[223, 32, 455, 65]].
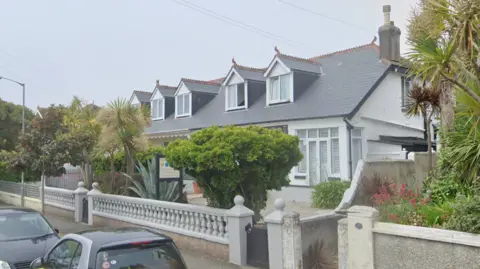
[[95, 242, 187, 269], [0, 213, 55, 240], [46, 239, 81, 269]]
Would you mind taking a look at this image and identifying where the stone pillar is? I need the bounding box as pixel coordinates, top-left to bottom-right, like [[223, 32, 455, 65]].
[[86, 182, 102, 226], [73, 182, 89, 223], [264, 198, 287, 269], [225, 195, 254, 266], [347, 206, 378, 269], [282, 212, 303, 269], [338, 218, 349, 269]]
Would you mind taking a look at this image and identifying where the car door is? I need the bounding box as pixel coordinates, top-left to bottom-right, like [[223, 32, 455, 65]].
[[44, 239, 82, 269]]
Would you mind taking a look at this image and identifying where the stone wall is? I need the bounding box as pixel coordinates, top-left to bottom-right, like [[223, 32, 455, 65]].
[[300, 213, 344, 265]]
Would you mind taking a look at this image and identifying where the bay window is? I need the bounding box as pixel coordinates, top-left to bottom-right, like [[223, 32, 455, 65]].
[[268, 74, 291, 104], [151, 98, 164, 120], [176, 93, 191, 117], [226, 83, 246, 110], [296, 128, 340, 185]]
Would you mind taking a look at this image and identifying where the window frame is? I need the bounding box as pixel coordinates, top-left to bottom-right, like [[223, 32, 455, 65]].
[[175, 93, 192, 118], [267, 73, 292, 105], [225, 82, 247, 111], [351, 128, 363, 173], [295, 128, 341, 185], [401, 76, 412, 109], [46, 239, 82, 269], [151, 98, 164, 120]]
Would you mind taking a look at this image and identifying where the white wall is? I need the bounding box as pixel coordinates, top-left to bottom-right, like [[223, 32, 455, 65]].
[[176, 82, 190, 95], [351, 72, 425, 155], [131, 95, 140, 105], [226, 70, 244, 85], [151, 89, 163, 100]]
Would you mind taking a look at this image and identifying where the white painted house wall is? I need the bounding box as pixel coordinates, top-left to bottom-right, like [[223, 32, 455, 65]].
[[351, 72, 424, 155], [131, 95, 140, 105]]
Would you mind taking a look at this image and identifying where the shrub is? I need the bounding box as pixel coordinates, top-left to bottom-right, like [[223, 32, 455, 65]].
[[312, 181, 350, 209], [374, 183, 452, 227], [303, 239, 337, 269], [425, 175, 460, 204], [445, 195, 480, 234], [359, 173, 393, 206], [164, 125, 303, 220]]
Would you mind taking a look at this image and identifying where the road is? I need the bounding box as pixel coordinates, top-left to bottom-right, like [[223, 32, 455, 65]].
[[0, 201, 253, 269]]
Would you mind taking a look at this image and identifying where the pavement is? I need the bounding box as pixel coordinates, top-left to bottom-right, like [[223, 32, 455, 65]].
[[0, 201, 253, 269]]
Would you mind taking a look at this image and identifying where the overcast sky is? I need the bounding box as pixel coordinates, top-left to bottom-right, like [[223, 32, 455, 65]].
[[0, 0, 418, 110]]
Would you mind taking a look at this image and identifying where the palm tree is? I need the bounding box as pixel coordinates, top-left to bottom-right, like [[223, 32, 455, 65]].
[[404, 82, 441, 171], [406, 0, 480, 133], [96, 98, 150, 175]]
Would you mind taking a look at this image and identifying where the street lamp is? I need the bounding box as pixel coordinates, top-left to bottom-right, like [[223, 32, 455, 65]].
[[0, 76, 26, 207]]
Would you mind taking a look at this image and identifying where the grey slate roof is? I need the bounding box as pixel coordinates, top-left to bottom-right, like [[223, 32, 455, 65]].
[[156, 85, 176, 98], [182, 79, 221, 95], [235, 66, 266, 82], [133, 91, 152, 103], [146, 44, 390, 134], [277, 54, 322, 74]]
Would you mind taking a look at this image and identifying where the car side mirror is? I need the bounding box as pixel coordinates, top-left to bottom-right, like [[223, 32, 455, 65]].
[[54, 228, 59, 234], [30, 257, 44, 269]]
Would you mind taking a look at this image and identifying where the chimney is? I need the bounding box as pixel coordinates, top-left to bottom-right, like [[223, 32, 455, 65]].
[[378, 5, 401, 62]]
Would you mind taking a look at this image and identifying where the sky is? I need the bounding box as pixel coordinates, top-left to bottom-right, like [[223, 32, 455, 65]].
[[0, 0, 419, 110]]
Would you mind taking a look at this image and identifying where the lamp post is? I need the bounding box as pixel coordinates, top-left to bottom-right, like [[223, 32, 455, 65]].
[[0, 76, 26, 207]]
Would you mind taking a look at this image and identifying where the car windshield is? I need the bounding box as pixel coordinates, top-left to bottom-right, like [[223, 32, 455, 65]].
[[96, 242, 187, 269], [0, 212, 55, 241]]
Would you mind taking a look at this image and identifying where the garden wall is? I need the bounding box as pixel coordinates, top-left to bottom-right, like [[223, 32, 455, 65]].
[[338, 206, 480, 269]]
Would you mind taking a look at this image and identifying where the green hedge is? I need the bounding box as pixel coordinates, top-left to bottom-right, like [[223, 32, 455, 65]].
[[0, 161, 40, 182], [312, 180, 350, 209]]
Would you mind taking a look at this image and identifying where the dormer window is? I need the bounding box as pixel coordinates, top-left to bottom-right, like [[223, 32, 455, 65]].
[[176, 93, 191, 117], [226, 83, 246, 110], [268, 73, 291, 105], [151, 98, 164, 120]]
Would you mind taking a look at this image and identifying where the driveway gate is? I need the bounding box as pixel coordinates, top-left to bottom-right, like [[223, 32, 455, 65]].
[[246, 223, 269, 268], [82, 197, 89, 223]]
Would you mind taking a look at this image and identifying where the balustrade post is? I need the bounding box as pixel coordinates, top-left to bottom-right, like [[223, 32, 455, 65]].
[[264, 198, 287, 269], [73, 182, 88, 222], [225, 195, 254, 266], [346, 206, 378, 269], [87, 182, 102, 225]]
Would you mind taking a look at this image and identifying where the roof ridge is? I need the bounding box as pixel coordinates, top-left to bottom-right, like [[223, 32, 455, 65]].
[[278, 53, 320, 65], [235, 64, 267, 72], [156, 84, 177, 90], [310, 41, 379, 60], [182, 78, 222, 86], [134, 90, 152, 95]]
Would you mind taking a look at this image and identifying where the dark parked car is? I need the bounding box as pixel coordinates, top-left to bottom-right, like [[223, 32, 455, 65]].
[[0, 207, 60, 269], [30, 227, 188, 269]]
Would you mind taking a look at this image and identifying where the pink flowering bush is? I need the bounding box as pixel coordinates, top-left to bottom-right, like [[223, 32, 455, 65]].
[[373, 183, 452, 227]]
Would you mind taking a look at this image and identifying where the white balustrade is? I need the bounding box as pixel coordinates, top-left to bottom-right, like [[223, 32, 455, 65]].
[[44, 186, 75, 211], [89, 192, 229, 244]]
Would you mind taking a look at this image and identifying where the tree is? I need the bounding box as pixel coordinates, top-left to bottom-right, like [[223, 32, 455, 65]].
[[404, 82, 441, 171], [406, 0, 480, 133], [0, 98, 34, 151], [164, 125, 303, 220], [96, 98, 149, 175]]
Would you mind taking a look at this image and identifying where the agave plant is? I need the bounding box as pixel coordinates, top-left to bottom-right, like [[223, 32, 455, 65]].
[[123, 156, 179, 202]]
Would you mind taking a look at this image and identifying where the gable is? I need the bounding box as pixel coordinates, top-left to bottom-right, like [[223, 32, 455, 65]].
[[226, 70, 244, 85], [151, 89, 163, 100], [131, 94, 140, 105], [176, 82, 191, 96], [264, 57, 290, 77]]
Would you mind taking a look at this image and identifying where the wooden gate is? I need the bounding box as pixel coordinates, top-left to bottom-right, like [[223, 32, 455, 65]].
[[246, 223, 269, 268]]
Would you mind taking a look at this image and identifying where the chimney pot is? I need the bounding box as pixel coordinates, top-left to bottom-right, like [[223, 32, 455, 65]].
[[156, 79, 159, 84], [383, 5, 391, 24]]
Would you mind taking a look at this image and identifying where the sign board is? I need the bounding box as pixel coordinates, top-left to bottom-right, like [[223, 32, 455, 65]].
[[159, 157, 180, 178]]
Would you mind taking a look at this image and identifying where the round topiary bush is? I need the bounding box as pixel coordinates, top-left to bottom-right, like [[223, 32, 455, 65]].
[[312, 180, 350, 209]]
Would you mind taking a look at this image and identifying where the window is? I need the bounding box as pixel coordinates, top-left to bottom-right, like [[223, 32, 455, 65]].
[[401, 76, 412, 108], [351, 128, 363, 173], [46, 239, 82, 269], [268, 74, 291, 104], [95, 242, 187, 269], [176, 93, 191, 117], [0, 212, 55, 240], [151, 98, 164, 120], [226, 83, 246, 110], [296, 128, 341, 185]]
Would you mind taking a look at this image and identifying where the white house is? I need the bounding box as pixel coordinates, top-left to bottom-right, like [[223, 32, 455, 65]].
[[130, 5, 433, 202]]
